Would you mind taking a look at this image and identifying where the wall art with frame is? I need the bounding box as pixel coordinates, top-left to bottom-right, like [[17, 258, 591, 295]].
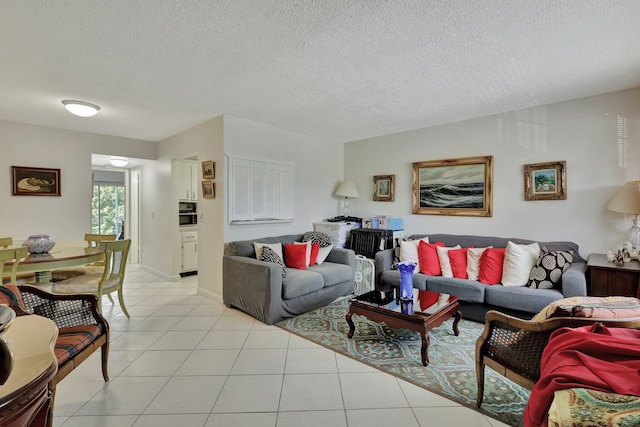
[[523, 160, 567, 201], [202, 181, 215, 199], [12, 166, 61, 196], [373, 175, 395, 201], [202, 160, 215, 180], [412, 155, 493, 217]]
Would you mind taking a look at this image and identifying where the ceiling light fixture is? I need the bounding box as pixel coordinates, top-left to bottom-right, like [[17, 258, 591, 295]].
[[109, 157, 129, 167], [61, 100, 101, 117]]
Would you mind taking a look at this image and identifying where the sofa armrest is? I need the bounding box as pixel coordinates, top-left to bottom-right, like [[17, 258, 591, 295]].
[[560, 262, 588, 297], [375, 248, 394, 272], [223, 255, 284, 324], [325, 247, 355, 269]]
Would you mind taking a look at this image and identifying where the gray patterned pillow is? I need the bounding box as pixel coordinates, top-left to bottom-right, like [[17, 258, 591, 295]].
[[528, 247, 573, 289], [302, 231, 332, 247], [259, 246, 286, 278]]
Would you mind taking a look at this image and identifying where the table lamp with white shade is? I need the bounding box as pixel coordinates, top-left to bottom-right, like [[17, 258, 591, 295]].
[[334, 181, 359, 216], [606, 180, 640, 249]]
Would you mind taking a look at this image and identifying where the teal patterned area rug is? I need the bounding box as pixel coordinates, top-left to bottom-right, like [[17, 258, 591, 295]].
[[276, 298, 528, 427]]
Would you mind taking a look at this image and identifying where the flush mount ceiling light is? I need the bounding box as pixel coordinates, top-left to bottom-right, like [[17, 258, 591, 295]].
[[61, 100, 101, 117], [109, 156, 129, 167]]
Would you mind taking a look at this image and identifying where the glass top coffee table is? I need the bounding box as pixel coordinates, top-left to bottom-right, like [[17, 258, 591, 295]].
[[346, 288, 462, 366]]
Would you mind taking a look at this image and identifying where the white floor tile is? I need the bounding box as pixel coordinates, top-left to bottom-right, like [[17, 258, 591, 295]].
[[284, 348, 338, 374], [133, 414, 209, 427], [413, 406, 495, 426], [276, 410, 347, 427], [109, 331, 165, 351], [197, 329, 249, 349], [230, 349, 287, 375], [119, 350, 191, 376], [170, 315, 220, 330], [397, 378, 462, 407], [175, 349, 240, 376], [340, 372, 410, 409], [243, 329, 291, 349], [76, 377, 170, 416], [148, 330, 208, 350], [346, 408, 420, 427], [144, 376, 226, 414], [204, 412, 277, 427], [335, 353, 378, 373], [213, 375, 283, 413], [57, 415, 138, 427], [279, 373, 344, 411]]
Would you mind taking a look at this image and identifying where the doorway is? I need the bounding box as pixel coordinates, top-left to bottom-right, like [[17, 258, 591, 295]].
[[92, 169, 126, 237]]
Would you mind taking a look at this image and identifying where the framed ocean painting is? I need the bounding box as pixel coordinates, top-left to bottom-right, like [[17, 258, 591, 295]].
[[412, 156, 493, 217], [523, 160, 566, 201]]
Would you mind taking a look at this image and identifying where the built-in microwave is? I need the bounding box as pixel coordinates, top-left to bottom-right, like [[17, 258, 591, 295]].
[[179, 202, 197, 226]]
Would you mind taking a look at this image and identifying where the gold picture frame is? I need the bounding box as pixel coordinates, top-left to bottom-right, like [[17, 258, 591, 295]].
[[202, 160, 215, 180], [373, 175, 395, 202], [523, 161, 567, 201], [412, 155, 493, 217], [202, 181, 215, 199], [12, 166, 61, 196]]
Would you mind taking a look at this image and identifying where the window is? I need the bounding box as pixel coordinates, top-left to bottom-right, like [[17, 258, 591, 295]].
[[92, 180, 125, 237], [229, 157, 294, 224]]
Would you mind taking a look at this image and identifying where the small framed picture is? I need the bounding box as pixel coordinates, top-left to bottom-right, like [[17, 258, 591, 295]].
[[202, 181, 215, 199], [523, 161, 567, 201], [12, 166, 61, 196], [373, 175, 395, 202], [202, 160, 215, 180]]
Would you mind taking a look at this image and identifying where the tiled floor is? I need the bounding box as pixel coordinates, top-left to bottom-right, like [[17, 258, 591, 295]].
[[53, 265, 511, 427]]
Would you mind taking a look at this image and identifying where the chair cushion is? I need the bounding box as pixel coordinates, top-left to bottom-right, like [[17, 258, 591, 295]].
[[0, 284, 25, 309], [51, 266, 104, 282], [55, 324, 102, 365], [532, 296, 640, 322], [53, 273, 121, 294]]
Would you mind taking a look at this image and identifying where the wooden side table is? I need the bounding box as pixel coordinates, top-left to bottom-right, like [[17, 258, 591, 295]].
[[0, 314, 58, 427], [587, 253, 640, 297]]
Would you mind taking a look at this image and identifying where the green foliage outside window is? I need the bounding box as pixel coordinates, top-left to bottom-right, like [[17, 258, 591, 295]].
[[92, 182, 125, 237]]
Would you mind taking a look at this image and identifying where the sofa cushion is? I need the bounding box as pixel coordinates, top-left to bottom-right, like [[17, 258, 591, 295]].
[[308, 262, 353, 287], [418, 240, 444, 275], [399, 238, 427, 271], [531, 296, 640, 322], [528, 247, 573, 289], [315, 244, 333, 265], [502, 241, 540, 287], [467, 247, 491, 281], [284, 243, 308, 270], [484, 284, 564, 314], [425, 276, 486, 303], [302, 231, 332, 247], [479, 248, 506, 285], [227, 234, 303, 257], [448, 247, 469, 279], [436, 245, 461, 278], [281, 269, 324, 299], [259, 246, 286, 278], [55, 324, 102, 365], [254, 241, 283, 260]]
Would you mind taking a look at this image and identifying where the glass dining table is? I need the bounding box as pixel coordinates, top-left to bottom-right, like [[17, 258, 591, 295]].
[[3, 245, 104, 283]]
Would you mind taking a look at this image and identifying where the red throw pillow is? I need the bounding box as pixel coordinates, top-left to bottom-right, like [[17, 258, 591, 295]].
[[309, 243, 320, 265], [449, 247, 470, 279], [479, 248, 506, 285], [418, 290, 439, 311], [284, 243, 308, 270], [418, 240, 445, 275]]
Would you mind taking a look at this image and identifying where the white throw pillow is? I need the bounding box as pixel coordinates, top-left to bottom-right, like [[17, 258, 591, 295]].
[[436, 245, 461, 278], [315, 244, 333, 265], [399, 237, 429, 272], [254, 242, 283, 260], [502, 241, 540, 286], [293, 241, 312, 267], [466, 247, 492, 281]]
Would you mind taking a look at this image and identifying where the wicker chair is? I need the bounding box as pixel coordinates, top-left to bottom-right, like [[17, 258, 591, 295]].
[[475, 310, 640, 408], [16, 285, 110, 427]]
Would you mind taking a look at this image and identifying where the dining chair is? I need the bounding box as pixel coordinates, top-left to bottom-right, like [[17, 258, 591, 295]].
[[52, 239, 132, 317], [51, 233, 116, 282], [0, 246, 28, 284], [0, 237, 13, 248], [1, 238, 37, 285]]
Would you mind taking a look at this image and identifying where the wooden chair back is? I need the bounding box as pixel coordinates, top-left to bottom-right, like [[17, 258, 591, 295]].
[[84, 234, 116, 248], [0, 237, 13, 248], [0, 246, 28, 284], [97, 239, 131, 294]]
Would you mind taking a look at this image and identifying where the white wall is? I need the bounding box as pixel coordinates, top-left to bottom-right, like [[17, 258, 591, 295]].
[[154, 116, 225, 298], [222, 115, 345, 243], [344, 88, 640, 258], [0, 120, 156, 241]]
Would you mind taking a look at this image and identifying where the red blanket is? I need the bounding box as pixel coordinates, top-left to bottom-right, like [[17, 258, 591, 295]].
[[523, 323, 640, 427]]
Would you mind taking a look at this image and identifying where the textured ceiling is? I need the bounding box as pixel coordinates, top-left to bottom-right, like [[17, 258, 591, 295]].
[[1, 1, 639, 143]]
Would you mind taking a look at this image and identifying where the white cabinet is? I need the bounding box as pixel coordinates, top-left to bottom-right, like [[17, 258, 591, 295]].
[[181, 232, 198, 272], [177, 160, 198, 201]]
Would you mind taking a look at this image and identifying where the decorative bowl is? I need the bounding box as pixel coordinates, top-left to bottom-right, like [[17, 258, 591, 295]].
[[23, 234, 55, 254]]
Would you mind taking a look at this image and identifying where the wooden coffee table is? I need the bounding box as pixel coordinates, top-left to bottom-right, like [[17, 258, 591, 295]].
[[346, 288, 461, 367]]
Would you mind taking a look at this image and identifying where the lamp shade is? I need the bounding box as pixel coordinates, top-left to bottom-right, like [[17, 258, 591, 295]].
[[334, 181, 359, 198], [62, 100, 100, 117], [109, 156, 129, 167], [607, 181, 640, 214]]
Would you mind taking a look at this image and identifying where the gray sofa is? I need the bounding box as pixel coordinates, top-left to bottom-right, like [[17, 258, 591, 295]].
[[375, 234, 587, 323], [223, 234, 355, 324]]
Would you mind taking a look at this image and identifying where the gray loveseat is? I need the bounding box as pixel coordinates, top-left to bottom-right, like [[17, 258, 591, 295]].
[[375, 234, 587, 323], [223, 234, 355, 324]]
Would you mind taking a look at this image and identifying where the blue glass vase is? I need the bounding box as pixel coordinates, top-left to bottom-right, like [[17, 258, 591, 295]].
[[397, 261, 416, 301]]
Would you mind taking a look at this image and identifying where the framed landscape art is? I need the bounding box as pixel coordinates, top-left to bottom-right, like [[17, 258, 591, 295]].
[[202, 181, 215, 199], [523, 160, 567, 201], [373, 175, 395, 201], [202, 160, 215, 180], [412, 155, 493, 217], [12, 166, 61, 196]]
